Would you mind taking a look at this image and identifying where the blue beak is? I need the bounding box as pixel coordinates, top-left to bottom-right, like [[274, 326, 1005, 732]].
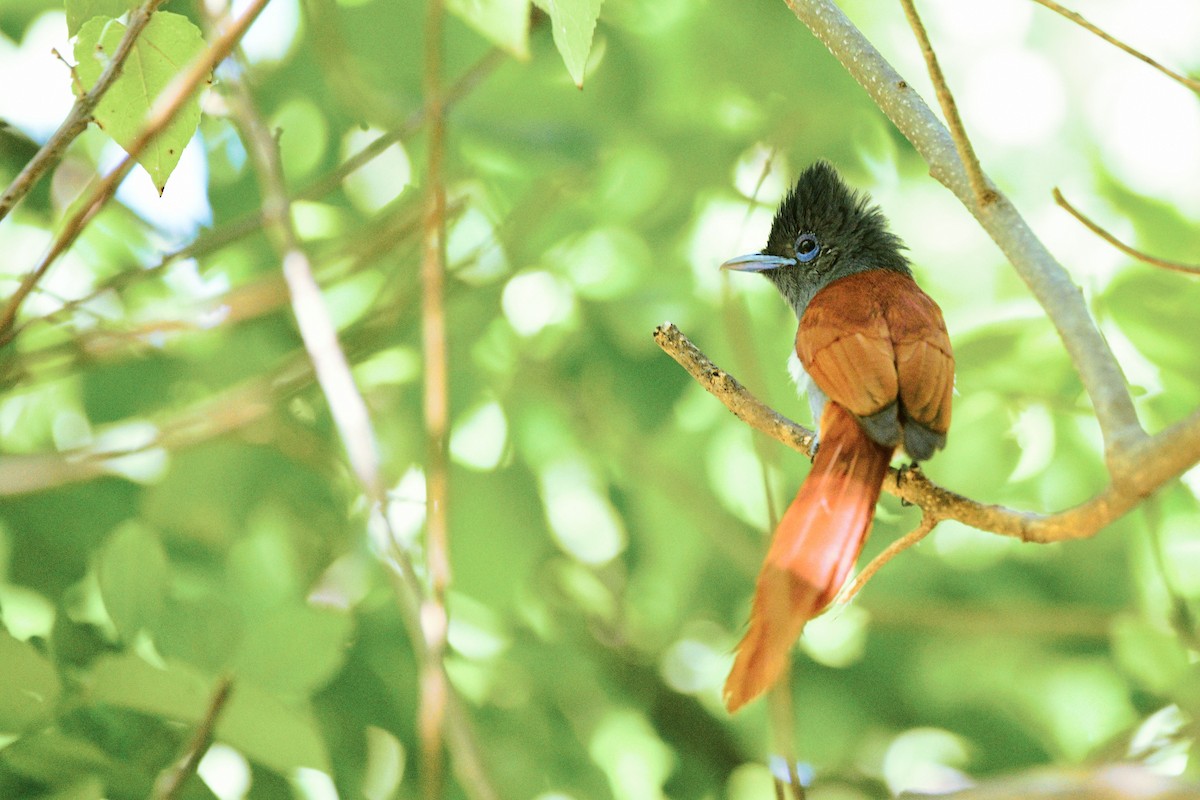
[[720, 253, 797, 272]]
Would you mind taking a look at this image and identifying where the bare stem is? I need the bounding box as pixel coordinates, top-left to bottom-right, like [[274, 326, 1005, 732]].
[[0, 0, 167, 223], [1029, 0, 1200, 95], [420, 1, 452, 800], [1053, 188, 1200, 276], [898, 0, 995, 208], [151, 676, 234, 800], [838, 511, 938, 605]]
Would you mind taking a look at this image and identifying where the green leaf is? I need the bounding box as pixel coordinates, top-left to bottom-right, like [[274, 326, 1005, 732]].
[[0, 630, 62, 732], [231, 605, 353, 695], [90, 653, 330, 773], [65, 0, 137, 37], [533, 0, 603, 87], [448, 0, 531, 59], [96, 522, 168, 640], [73, 11, 207, 193], [0, 729, 112, 785]]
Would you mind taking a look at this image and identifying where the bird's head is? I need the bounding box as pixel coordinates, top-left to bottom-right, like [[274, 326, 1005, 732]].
[[722, 161, 910, 317]]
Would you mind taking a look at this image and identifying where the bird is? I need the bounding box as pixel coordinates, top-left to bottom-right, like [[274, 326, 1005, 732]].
[[720, 161, 954, 712]]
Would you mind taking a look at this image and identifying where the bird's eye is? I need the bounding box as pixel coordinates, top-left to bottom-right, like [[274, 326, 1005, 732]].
[[796, 233, 820, 262]]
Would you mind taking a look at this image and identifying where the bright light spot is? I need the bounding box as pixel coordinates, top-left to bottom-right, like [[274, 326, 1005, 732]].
[[449, 400, 508, 471], [540, 459, 626, 566], [965, 50, 1065, 147], [0, 13, 73, 140], [447, 593, 510, 659], [552, 228, 645, 300], [1087, 68, 1200, 216], [767, 757, 813, 788], [705, 425, 771, 530], [363, 726, 405, 800], [341, 129, 412, 213], [109, 134, 213, 243], [271, 97, 328, 179], [0, 584, 56, 641], [926, 0, 1032, 42], [660, 624, 729, 695], [1160, 513, 1200, 596], [688, 197, 775, 301], [235, 0, 302, 63], [882, 728, 972, 796], [199, 744, 251, 800], [52, 408, 93, 451], [931, 519, 1015, 571], [96, 420, 168, 483], [378, 466, 426, 551], [733, 143, 788, 205], [533, 794, 577, 800], [1129, 705, 1189, 776], [501, 270, 575, 337], [448, 206, 508, 284], [799, 604, 870, 668], [1008, 402, 1055, 482], [725, 763, 776, 800], [292, 768, 339, 800], [353, 347, 421, 388], [588, 710, 673, 800], [1035, 661, 1136, 761]]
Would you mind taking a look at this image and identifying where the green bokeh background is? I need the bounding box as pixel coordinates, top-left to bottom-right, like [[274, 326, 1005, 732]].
[[1, 0, 1199, 798]]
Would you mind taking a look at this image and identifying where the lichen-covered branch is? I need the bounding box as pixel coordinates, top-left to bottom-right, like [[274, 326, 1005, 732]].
[[654, 322, 1200, 544]]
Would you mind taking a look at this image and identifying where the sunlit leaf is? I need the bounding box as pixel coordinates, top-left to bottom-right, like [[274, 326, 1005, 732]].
[[447, 0, 531, 59], [65, 0, 137, 37], [0, 631, 61, 732], [532, 0, 602, 87], [96, 522, 168, 640], [72, 11, 207, 193]]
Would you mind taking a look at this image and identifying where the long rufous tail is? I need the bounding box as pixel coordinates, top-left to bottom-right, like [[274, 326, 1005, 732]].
[[723, 402, 893, 712]]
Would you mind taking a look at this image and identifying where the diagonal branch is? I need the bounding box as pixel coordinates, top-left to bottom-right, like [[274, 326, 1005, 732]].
[[897, 0, 995, 208], [1053, 188, 1200, 276], [1029, 0, 1200, 95], [654, 322, 1200, 545], [783, 0, 1144, 467], [0, 0, 167, 223]]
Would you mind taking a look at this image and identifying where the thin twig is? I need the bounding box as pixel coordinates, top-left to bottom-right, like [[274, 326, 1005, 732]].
[[897, 0, 995, 208], [838, 512, 938, 606], [151, 676, 234, 800], [784, 0, 1144, 467], [1029, 0, 1200, 95], [1053, 188, 1200, 276], [419, 0, 452, 798], [0, 0, 167, 223], [654, 322, 1200, 544], [0, 0, 272, 346]]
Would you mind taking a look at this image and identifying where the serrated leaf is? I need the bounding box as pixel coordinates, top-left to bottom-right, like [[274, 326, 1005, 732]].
[[447, 0, 531, 59], [534, 0, 602, 87], [91, 653, 330, 773], [0, 630, 62, 732], [73, 11, 207, 193], [96, 522, 168, 640], [65, 0, 137, 37]]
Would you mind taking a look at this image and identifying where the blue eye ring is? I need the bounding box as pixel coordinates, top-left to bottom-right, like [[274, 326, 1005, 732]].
[[796, 233, 820, 262]]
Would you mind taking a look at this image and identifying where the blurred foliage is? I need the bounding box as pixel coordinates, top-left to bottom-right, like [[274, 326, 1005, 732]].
[[1, 0, 1200, 799]]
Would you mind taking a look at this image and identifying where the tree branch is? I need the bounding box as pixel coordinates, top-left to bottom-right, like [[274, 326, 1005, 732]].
[[897, 0, 995, 208], [0, 0, 167, 223], [151, 676, 233, 800], [1053, 188, 1200, 276], [1029, 0, 1200, 95], [783, 0, 1145, 467], [654, 322, 1200, 544], [419, 0, 452, 798]]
